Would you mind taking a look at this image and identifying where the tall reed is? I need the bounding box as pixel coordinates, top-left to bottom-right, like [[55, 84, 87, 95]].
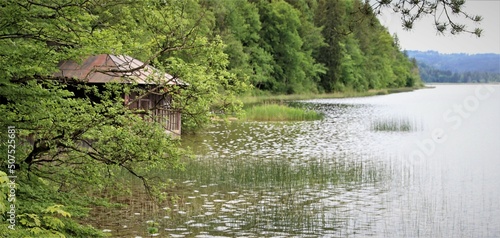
[[370, 117, 420, 132]]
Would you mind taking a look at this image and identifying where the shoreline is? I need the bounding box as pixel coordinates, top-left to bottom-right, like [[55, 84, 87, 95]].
[[240, 86, 424, 105]]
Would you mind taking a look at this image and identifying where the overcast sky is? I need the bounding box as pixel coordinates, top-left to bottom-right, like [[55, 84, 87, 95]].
[[377, 0, 500, 54]]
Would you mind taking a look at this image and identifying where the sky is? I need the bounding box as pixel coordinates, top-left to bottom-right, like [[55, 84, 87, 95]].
[[377, 0, 500, 54]]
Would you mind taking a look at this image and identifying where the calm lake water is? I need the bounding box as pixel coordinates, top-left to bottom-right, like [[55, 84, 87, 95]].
[[100, 84, 500, 237]]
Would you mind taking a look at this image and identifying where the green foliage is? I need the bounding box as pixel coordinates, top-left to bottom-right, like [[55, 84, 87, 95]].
[[341, 0, 421, 91], [0, 171, 8, 215], [146, 220, 160, 235], [43, 205, 72, 218], [17, 210, 68, 237], [217, 0, 422, 94], [0, 168, 109, 237], [1, 171, 101, 237], [0, 0, 248, 236], [314, 0, 347, 92], [164, 37, 250, 132], [256, 0, 325, 94]]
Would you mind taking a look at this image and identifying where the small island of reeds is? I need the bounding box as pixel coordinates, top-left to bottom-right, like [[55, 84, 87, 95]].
[[370, 117, 420, 132], [244, 104, 323, 121]]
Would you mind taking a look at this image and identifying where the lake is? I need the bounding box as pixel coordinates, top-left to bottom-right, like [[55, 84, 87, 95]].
[[101, 84, 500, 237]]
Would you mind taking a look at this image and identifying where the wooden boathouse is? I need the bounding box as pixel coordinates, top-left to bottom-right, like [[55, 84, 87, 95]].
[[54, 54, 185, 136]]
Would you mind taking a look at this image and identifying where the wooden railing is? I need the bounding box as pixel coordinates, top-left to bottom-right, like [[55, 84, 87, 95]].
[[153, 109, 181, 135]]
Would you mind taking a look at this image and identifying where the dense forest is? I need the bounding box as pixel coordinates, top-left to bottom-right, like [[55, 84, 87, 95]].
[[210, 0, 422, 94], [407, 51, 500, 83]]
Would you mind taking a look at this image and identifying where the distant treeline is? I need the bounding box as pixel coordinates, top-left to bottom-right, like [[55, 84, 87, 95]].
[[418, 63, 500, 83], [407, 50, 500, 73], [406, 51, 500, 83], [210, 0, 421, 94]]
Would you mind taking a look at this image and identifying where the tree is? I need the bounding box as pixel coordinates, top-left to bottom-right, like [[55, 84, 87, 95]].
[[0, 0, 248, 236], [339, 35, 368, 91], [314, 0, 347, 92], [208, 0, 275, 91], [256, 0, 324, 94]]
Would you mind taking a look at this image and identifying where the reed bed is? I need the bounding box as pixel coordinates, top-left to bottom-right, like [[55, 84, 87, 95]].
[[166, 156, 385, 190], [87, 155, 389, 237], [152, 156, 388, 236], [370, 117, 421, 132], [243, 104, 323, 121]]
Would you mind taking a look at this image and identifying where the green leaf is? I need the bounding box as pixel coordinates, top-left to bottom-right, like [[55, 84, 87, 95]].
[[43, 205, 72, 218], [42, 216, 65, 230], [29, 226, 45, 235], [19, 214, 41, 227]]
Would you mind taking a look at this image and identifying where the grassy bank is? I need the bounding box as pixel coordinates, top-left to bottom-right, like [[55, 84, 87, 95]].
[[241, 87, 420, 105], [237, 87, 421, 122], [243, 104, 323, 121]]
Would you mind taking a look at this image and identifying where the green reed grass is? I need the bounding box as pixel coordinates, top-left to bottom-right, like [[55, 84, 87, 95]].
[[165, 156, 385, 190], [101, 156, 389, 237], [370, 117, 418, 132], [244, 104, 323, 121]]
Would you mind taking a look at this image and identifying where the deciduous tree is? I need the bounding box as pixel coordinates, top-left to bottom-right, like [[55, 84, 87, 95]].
[[0, 0, 248, 236]]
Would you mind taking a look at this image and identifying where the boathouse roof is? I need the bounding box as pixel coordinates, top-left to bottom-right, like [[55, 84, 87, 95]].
[[54, 54, 185, 85]]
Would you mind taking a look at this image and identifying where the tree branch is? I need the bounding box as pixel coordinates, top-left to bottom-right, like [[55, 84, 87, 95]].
[[370, 0, 482, 36]]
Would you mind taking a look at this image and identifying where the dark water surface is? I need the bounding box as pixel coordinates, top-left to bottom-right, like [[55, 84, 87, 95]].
[[100, 84, 500, 237]]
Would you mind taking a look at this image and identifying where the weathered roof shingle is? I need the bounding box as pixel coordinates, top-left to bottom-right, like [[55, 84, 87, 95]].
[[55, 54, 184, 85]]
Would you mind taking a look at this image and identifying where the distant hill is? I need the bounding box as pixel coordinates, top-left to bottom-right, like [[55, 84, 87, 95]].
[[405, 50, 500, 83], [406, 50, 500, 73]]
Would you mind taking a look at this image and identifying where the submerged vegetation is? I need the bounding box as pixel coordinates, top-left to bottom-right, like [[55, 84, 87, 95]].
[[170, 156, 385, 189], [244, 104, 323, 121], [88, 155, 388, 237]]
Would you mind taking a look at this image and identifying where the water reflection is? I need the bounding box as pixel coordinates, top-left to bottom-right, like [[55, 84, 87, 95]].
[[188, 103, 403, 161], [157, 155, 390, 237], [96, 85, 500, 237]]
